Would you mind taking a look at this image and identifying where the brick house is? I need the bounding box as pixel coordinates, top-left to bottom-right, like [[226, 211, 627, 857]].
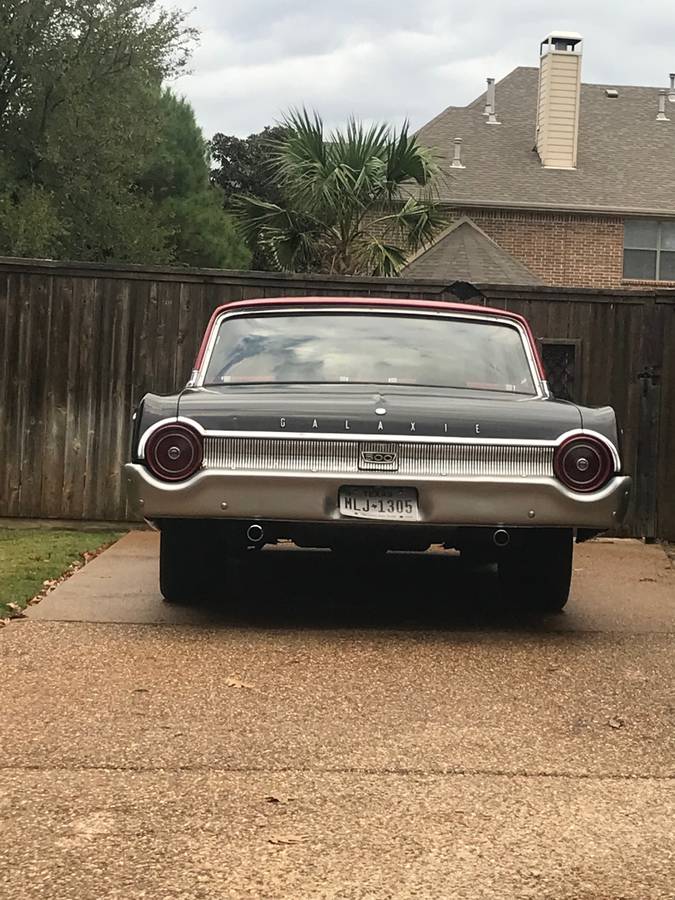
[[405, 32, 675, 289]]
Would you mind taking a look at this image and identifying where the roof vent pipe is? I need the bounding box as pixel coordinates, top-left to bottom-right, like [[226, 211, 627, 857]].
[[450, 137, 465, 169], [486, 79, 501, 125], [668, 73, 675, 102], [483, 77, 495, 115], [657, 89, 670, 121]]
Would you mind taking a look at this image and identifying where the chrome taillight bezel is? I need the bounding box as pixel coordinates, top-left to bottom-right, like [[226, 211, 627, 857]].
[[553, 433, 615, 493], [144, 423, 203, 482]]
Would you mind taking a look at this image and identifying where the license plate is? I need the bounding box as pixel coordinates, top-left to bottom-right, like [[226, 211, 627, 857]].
[[338, 486, 419, 521]]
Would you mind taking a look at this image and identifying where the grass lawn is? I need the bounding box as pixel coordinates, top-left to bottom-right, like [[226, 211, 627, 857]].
[[0, 528, 121, 617]]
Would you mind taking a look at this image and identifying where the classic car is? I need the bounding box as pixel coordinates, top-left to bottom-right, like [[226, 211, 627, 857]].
[[125, 296, 631, 610]]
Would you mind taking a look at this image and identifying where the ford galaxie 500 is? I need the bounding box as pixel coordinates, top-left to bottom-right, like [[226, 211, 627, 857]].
[[125, 296, 631, 610]]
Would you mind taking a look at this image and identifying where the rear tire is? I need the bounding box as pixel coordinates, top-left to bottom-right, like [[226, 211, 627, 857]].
[[159, 521, 225, 604], [498, 528, 573, 612]]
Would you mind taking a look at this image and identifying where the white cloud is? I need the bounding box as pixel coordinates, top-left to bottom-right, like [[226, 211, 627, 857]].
[[165, 0, 675, 137]]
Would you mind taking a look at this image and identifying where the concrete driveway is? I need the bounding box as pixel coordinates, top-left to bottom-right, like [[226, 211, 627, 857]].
[[1, 534, 674, 899]]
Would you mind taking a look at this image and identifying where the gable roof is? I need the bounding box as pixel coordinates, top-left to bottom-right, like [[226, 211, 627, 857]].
[[402, 216, 543, 284], [417, 67, 675, 216]]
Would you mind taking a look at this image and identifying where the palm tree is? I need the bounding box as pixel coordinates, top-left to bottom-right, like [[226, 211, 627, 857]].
[[233, 110, 445, 276]]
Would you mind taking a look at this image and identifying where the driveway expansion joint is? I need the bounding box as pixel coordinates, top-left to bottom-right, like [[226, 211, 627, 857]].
[[12, 618, 675, 638], [3, 763, 675, 781]]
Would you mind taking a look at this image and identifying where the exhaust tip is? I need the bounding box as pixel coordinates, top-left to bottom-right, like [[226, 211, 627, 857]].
[[246, 524, 264, 543], [493, 528, 510, 548]]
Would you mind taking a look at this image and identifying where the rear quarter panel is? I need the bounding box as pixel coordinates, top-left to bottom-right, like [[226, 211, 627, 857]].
[[131, 393, 180, 462]]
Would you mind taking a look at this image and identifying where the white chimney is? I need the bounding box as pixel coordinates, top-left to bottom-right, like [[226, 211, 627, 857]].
[[535, 31, 583, 169]]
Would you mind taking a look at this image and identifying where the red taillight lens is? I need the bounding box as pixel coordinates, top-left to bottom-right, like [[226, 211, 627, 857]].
[[554, 434, 614, 493], [145, 423, 203, 481]]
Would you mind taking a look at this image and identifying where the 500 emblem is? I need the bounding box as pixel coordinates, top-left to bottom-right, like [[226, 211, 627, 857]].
[[360, 449, 398, 468]]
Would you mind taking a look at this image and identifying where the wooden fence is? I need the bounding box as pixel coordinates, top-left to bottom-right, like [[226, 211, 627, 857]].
[[1, 257, 674, 538]]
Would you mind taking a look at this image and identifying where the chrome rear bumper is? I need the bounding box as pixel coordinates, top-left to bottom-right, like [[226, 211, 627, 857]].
[[124, 464, 631, 529]]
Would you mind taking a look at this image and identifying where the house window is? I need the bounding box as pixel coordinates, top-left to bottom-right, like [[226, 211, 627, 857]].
[[623, 219, 675, 281]]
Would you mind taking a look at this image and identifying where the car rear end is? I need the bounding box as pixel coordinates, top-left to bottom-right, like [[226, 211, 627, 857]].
[[125, 297, 631, 609]]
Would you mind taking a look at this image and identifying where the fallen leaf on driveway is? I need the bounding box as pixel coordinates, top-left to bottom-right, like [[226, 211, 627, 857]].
[[0, 618, 10, 628], [6, 603, 26, 618], [268, 835, 306, 845], [608, 717, 625, 729], [264, 795, 294, 805], [225, 676, 254, 689]]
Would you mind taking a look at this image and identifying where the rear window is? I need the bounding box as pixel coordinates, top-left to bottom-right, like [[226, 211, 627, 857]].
[[203, 312, 537, 395]]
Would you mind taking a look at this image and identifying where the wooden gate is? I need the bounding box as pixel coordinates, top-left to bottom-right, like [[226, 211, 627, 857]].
[[523, 291, 674, 541], [0, 258, 673, 536]]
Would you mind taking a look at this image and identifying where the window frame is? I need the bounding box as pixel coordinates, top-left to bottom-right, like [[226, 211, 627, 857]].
[[197, 306, 548, 398], [623, 218, 675, 282]]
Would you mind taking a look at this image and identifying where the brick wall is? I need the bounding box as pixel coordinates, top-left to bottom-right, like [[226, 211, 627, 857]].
[[450, 208, 626, 288]]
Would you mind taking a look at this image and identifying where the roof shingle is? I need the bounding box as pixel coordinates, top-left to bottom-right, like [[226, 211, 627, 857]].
[[417, 67, 675, 215]]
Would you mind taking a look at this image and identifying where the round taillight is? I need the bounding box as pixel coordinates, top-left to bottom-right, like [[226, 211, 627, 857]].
[[145, 423, 203, 481], [554, 434, 614, 493]]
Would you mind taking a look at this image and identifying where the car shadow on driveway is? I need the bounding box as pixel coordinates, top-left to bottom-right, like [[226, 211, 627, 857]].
[[33, 533, 672, 634], [185, 547, 570, 633]]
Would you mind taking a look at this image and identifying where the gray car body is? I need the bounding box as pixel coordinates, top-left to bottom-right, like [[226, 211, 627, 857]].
[[125, 300, 630, 535]]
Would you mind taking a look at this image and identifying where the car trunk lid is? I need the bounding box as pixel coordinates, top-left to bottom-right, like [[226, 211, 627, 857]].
[[178, 384, 582, 441]]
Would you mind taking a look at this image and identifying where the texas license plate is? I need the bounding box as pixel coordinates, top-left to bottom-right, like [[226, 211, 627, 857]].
[[338, 486, 419, 521]]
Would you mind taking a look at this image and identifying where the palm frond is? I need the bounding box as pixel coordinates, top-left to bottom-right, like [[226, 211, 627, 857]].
[[269, 108, 332, 211], [231, 194, 290, 244], [356, 238, 409, 277], [232, 192, 327, 272], [385, 123, 440, 195], [268, 227, 323, 272], [328, 118, 390, 171], [374, 197, 447, 250]]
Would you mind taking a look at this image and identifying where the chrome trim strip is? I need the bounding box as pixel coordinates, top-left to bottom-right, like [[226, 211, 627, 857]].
[[138, 416, 621, 473], [202, 436, 555, 478], [195, 305, 548, 398]]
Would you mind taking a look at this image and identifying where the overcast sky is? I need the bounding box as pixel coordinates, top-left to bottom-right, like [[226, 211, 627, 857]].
[[166, 0, 675, 138]]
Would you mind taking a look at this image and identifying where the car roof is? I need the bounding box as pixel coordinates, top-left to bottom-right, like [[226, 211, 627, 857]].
[[209, 295, 514, 319]]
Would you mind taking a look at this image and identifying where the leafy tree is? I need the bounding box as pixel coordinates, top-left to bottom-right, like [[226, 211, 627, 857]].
[[233, 111, 445, 276], [0, 1, 250, 268], [210, 126, 286, 205], [141, 91, 251, 269], [0, 155, 64, 257], [210, 126, 286, 268]]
